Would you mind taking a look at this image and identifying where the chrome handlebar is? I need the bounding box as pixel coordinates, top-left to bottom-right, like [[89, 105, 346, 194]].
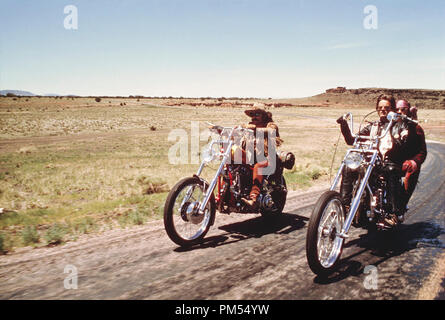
[[206, 122, 254, 138], [345, 111, 417, 142]]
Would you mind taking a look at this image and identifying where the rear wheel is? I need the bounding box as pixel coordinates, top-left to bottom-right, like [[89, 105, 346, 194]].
[[306, 191, 346, 276], [164, 177, 216, 246]]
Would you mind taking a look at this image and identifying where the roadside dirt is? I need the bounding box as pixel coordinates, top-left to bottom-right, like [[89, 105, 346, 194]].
[[0, 128, 170, 153]]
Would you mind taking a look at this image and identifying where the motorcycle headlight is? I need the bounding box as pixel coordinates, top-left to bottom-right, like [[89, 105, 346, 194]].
[[202, 144, 219, 163], [202, 146, 214, 163], [345, 152, 363, 170]]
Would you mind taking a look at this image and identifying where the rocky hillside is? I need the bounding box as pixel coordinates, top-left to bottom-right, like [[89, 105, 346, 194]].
[[293, 87, 445, 109]]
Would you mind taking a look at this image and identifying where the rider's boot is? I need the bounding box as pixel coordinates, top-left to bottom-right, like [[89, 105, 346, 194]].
[[385, 205, 407, 227], [384, 214, 399, 227], [384, 164, 406, 228], [396, 205, 408, 223], [242, 185, 260, 210]]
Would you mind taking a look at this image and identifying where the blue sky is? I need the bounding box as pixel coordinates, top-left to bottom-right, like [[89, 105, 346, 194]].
[[0, 0, 444, 97]]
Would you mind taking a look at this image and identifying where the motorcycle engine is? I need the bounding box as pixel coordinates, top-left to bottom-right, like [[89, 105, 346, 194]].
[[260, 193, 275, 210]]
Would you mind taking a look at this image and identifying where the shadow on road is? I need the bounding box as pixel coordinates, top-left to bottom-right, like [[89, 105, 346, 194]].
[[174, 212, 308, 252], [314, 221, 445, 284]]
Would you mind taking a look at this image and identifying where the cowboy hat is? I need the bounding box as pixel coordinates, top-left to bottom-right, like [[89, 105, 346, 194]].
[[244, 107, 269, 118]]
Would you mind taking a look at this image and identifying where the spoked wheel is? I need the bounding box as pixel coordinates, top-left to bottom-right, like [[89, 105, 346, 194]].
[[164, 177, 215, 247], [306, 191, 346, 276]]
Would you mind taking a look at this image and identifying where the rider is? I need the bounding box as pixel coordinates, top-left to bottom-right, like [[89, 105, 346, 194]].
[[240, 107, 282, 209], [395, 99, 427, 207], [336, 94, 415, 226]]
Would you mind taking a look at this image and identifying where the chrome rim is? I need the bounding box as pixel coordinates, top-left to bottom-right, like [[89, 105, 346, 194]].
[[317, 198, 345, 268], [172, 183, 211, 241]]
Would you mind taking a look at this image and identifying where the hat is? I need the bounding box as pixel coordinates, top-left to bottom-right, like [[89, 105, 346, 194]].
[[244, 107, 269, 118]]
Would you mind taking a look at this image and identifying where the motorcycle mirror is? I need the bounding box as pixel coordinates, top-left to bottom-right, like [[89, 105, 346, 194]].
[[387, 111, 399, 122]]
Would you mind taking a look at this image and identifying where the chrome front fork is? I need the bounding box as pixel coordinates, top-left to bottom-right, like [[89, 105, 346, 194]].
[[335, 151, 377, 239], [198, 140, 234, 214]]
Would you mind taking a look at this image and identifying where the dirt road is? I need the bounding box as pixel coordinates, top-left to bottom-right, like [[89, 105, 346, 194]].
[[0, 143, 444, 300]]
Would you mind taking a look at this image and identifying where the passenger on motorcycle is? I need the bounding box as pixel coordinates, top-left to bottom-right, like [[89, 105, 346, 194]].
[[336, 94, 417, 227], [395, 99, 427, 207], [240, 107, 283, 209]]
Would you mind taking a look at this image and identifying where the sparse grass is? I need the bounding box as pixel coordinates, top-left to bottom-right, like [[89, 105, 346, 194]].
[[0, 231, 13, 254], [283, 166, 327, 190], [137, 175, 169, 195], [0, 96, 443, 251], [21, 225, 40, 246], [0, 232, 4, 253], [44, 223, 68, 245], [283, 170, 312, 189], [73, 217, 96, 235], [128, 210, 145, 225], [310, 168, 322, 181]]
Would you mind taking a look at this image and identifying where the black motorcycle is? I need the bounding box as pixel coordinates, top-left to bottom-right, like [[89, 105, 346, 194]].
[[306, 111, 418, 276]]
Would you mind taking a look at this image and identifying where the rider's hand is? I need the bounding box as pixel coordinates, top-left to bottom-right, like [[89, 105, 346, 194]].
[[336, 115, 347, 125], [209, 125, 223, 133], [242, 123, 256, 130], [402, 160, 418, 173], [403, 160, 418, 192]]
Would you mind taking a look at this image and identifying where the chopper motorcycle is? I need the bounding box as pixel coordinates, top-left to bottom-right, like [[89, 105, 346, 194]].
[[164, 123, 295, 247], [306, 111, 418, 276]]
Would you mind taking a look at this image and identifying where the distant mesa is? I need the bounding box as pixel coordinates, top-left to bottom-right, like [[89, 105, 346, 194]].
[[0, 90, 36, 96], [44, 93, 62, 97], [0, 90, 75, 97], [320, 87, 445, 109], [326, 87, 347, 94]]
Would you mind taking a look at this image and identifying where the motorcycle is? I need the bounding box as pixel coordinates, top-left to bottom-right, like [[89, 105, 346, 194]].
[[306, 111, 417, 276], [164, 123, 295, 247]]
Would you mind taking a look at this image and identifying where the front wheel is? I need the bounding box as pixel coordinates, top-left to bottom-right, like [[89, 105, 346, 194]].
[[164, 177, 216, 246], [306, 191, 346, 276]]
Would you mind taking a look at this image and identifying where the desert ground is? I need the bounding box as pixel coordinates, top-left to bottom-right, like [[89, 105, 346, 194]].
[[1, 96, 444, 252]]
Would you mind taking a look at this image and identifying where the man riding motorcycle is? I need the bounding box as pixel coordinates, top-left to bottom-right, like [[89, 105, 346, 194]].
[[240, 107, 283, 209], [395, 99, 427, 207], [336, 94, 417, 227]]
